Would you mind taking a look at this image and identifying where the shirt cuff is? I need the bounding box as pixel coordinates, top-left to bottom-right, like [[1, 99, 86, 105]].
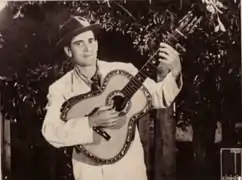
[[71, 116, 94, 145], [163, 72, 183, 103]]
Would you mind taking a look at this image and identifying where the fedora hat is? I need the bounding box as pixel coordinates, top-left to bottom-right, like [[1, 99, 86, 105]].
[[56, 16, 101, 47]]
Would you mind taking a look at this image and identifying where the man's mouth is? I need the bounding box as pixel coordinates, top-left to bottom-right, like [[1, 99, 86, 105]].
[[84, 54, 93, 58]]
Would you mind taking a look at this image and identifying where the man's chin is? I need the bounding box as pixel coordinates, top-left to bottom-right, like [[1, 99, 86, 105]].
[[77, 60, 96, 67]]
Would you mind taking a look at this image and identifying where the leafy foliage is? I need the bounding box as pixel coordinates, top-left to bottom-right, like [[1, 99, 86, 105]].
[[1, 0, 240, 127], [0, 1, 240, 179]]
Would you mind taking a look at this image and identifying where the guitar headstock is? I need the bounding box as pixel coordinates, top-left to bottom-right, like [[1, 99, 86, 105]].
[[177, 10, 203, 39], [162, 6, 204, 53]]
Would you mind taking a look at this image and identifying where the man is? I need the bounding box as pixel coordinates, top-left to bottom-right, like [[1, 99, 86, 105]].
[[41, 15, 182, 180]]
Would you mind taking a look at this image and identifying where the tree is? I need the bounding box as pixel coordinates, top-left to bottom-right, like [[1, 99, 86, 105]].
[[0, 1, 240, 180]]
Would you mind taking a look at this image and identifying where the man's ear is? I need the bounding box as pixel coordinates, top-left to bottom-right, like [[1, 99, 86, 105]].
[[64, 46, 72, 58]]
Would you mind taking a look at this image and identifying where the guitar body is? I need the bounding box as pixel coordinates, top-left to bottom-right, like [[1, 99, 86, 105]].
[[61, 70, 152, 165]]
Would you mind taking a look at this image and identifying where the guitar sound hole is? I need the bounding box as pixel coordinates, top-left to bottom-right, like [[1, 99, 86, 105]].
[[106, 90, 130, 113], [112, 95, 126, 112]]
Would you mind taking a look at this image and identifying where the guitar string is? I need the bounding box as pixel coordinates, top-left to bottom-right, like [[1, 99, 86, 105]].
[[123, 72, 146, 98], [124, 14, 198, 112], [122, 43, 175, 99], [122, 74, 146, 96], [122, 61, 164, 101], [123, 64, 157, 98], [123, 63, 155, 97], [133, 29, 182, 78], [122, 13, 194, 100], [136, 19, 188, 72], [122, 29, 182, 99]]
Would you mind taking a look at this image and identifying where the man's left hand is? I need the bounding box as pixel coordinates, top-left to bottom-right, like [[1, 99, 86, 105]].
[[158, 42, 182, 79]]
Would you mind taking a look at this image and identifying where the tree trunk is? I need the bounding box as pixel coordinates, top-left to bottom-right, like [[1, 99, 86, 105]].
[[152, 57, 176, 180], [0, 100, 2, 180], [221, 119, 237, 147], [154, 107, 176, 180], [192, 121, 216, 180], [1, 92, 11, 179]]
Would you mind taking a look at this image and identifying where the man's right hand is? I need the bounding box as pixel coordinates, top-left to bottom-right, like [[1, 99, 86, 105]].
[[88, 105, 120, 127]]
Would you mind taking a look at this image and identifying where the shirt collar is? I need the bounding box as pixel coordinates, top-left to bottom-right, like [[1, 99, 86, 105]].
[[74, 59, 101, 86]]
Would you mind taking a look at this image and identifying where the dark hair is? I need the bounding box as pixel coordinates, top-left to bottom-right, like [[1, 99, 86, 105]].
[[64, 31, 99, 48]]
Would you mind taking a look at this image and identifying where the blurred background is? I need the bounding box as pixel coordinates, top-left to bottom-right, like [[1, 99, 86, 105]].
[[0, 1, 240, 180]]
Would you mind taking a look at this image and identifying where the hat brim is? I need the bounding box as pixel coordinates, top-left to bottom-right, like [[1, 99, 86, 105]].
[[56, 24, 101, 47]]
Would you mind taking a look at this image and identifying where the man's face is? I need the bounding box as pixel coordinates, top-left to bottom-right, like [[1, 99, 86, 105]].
[[65, 30, 98, 67]]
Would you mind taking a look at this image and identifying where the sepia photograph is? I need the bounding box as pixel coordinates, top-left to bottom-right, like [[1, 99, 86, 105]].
[[0, 0, 241, 180]]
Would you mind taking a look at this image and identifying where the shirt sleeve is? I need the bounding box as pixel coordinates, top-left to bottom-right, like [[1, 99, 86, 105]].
[[127, 63, 183, 109], [41, 84, 94, 148]]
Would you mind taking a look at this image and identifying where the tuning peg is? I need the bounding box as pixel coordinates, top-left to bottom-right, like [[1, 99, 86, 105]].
[[189, 17, 203, 34], [175, 43, 186, 53]]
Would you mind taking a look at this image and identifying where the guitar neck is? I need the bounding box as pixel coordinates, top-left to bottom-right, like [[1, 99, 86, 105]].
[[121, 8, 203, 102], [121, 28, 183, 102]]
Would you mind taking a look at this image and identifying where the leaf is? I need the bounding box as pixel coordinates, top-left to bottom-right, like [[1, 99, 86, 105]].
[[206, 4, 215, 14], [217, 17, 226, 32], [219, 22, 226, 32], [216, 1, 224, 8], [214, 25, 219, 32], [13, 9, 24, 19]]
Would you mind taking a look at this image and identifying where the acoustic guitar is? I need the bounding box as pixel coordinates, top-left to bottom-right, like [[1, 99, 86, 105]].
[[60, 8, 203, 165]]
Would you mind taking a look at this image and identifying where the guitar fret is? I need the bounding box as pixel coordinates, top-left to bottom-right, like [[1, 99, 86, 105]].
[[139, 70, 149, 78], [122, 87, 129, 95], [137, 71, 146, 79], [148, 60, 158, 69], [129, 81, 139, 90], [124, 84, 134, 92], [122, 81, 140, 101], [165, 30, 181, 45], [122, 86, 134, 98], [136, 74, 144, 82], [165, 39, 174, 46], [123, 82, 139, 97], [127, 82, 139, 93], [131, 78, 142, 87]]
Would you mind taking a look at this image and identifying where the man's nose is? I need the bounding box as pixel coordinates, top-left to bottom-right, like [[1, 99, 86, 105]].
[[83, 43, 92, 52]]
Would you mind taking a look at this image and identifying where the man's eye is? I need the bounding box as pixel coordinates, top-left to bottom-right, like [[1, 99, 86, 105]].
[[75, 42, 83, 46], [89, 39, 95, 43]]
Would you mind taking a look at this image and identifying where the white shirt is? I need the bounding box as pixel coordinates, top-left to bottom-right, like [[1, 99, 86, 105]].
[[41, 60, 182, 180]]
